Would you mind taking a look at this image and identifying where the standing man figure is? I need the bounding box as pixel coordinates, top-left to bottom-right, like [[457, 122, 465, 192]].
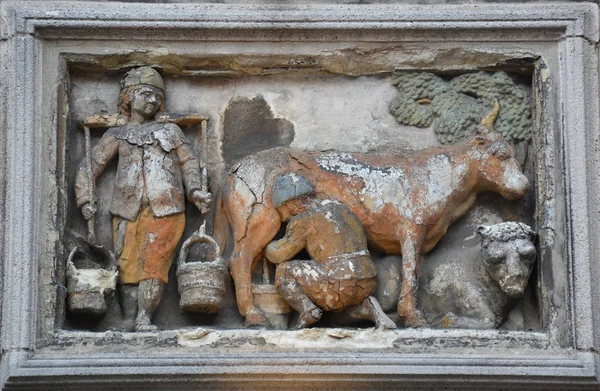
[[75, 67, 211, 331], [265, 174, 396, 330]]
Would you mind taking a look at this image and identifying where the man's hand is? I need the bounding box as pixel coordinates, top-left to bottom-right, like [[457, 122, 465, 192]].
[[81, 203, 96, 220], [191, 190, 212, 214], [264, 240, 289, 264]]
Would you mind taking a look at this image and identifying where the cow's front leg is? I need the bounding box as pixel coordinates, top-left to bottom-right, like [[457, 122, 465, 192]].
[[230, 246, 268, 326], [397, 224, 428, 328], [228, 203, 282, 327]]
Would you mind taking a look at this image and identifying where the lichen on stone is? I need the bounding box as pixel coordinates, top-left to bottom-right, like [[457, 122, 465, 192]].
[[389, 71, 532, 144]]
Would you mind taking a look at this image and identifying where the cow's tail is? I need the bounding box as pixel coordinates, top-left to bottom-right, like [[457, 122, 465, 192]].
[[212, 187, 230, 257]]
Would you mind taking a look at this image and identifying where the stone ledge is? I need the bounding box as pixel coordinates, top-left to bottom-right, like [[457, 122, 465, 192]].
[[51, 327, 551, 352], [1, 2, 597, 42], [4, 348, 596, 390]]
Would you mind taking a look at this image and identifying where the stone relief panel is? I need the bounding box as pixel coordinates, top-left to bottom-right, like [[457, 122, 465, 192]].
[[64, 66, 537, 333]]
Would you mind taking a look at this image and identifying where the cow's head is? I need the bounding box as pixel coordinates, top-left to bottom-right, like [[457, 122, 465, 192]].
[[477, 222, 537, 298], [469, 101, 530, 200]]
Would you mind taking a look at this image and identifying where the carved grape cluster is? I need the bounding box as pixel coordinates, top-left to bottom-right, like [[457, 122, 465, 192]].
[[389, 71, 532, 145]]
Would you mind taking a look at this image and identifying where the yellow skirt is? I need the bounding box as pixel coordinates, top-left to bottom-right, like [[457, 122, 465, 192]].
[[113, 208, 185, 284]]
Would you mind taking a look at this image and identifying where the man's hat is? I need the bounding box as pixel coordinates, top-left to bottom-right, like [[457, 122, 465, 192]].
[[120, 66, 165, 93], [272, 173, 314, 207]]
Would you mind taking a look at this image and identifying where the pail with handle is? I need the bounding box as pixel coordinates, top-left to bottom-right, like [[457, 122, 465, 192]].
[[66, 245, 118, 316], [251, 259, 292, 329], [177, 225, 228, 313]]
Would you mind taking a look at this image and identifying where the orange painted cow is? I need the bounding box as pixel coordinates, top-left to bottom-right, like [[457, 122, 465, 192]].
[[220, 124, 529, 328]]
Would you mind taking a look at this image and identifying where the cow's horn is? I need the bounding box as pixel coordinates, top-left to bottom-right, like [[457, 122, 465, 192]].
[[481, 98, 500, 130]]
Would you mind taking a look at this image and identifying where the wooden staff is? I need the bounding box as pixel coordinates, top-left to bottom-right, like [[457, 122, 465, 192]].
[[84, 125, 96, 243], [200, 119, 209, 214]]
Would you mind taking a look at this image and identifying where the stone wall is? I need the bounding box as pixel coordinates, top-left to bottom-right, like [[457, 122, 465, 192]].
[[1, 1, 599, 389]]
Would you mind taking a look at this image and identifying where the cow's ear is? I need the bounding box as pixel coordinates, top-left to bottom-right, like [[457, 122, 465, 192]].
[[477, 225, 489, 237], [472, 135, 487, 146]]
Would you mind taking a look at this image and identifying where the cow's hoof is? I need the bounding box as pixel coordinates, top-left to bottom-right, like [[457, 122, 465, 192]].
[[440, 312, 458, 328], [244, 308, 271, 328], [116, 319, 136, 332], [401, 310, 428, 328]]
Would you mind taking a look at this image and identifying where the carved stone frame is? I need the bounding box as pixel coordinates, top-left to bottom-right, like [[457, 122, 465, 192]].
[[1, 2, 599, 389]]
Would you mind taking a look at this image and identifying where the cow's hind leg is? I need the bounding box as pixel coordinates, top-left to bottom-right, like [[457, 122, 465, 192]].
[[228, 203, 281, 327], [396, 225, 428, 328]]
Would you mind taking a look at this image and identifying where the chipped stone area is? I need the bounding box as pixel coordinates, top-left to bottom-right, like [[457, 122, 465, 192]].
[[51, 327, 550, 353], [222, 95, 295, 166]]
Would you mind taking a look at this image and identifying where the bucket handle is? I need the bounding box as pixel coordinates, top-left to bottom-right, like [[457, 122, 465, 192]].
[[178, 229, 222, 269], [66, 245, 118, 272]]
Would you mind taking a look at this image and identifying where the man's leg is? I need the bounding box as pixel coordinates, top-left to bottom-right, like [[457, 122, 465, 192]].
[[132, 210, 182, 332], [135, 278, 164, 332], [120, 284, 138, 332], [276, 261, 322, 329]]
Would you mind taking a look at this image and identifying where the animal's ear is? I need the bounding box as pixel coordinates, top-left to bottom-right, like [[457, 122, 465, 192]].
[[471, 134, 487, 146], [488, 142, 510, 160], [476, 225, 489, 237]]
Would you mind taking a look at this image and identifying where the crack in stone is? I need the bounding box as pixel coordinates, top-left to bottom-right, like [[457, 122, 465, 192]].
[[234, 172, 262, 243]]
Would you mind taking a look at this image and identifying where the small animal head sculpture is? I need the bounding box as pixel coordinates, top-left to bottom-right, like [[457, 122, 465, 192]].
[[469, 100, 530, 200], [477, 222, 537, 298]]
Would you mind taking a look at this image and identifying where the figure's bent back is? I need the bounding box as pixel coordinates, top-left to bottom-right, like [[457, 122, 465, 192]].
[[299, 201, 369, 263]]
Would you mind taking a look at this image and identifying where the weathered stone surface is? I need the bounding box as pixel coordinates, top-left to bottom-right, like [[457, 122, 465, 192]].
[[2, 1, 599, 389], [419, 222, 537, 329], [374, 255, 401, 313], [222, 95, 295, 167], [38, 0, 598, 3]]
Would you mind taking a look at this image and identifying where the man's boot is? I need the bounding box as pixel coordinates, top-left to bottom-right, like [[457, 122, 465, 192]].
[[135, 278, 164, 332], [119, 284, 138, 332]]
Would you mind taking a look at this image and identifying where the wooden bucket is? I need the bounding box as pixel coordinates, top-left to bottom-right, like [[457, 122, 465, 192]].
[[251, 259, 292, 328], [252, 283, 292, 315], [66, 246, 118, 316], [177, 231, 227, 314]]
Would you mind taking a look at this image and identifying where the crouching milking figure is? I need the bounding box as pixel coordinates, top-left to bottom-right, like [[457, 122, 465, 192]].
[[264, 174, 396, 330], [75, 67, 211, 331]]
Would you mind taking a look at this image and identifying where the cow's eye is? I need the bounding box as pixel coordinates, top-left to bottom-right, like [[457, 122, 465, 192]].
[[519, 247, 536, 263], [485, 254, 505, 265], [497, 150, 509, 160]]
